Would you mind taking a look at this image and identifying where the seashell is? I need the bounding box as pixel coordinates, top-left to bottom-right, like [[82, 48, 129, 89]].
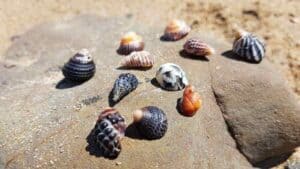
[[117, 32, 145, 55], [232, 28, 265, 63], [183, 38, 215, 57], [155, 63, 188, 91], [119, 51, 154, 69], [109, 73, 139, 105], [93, 107, 126, 158], [163, 19, 191, 41], [133, 106, 168, 140], [178, 85, 202, 117], [62, 49, 95, 82]]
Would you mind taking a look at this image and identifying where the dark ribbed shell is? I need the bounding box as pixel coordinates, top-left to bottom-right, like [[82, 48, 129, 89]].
[[93, 108, 126, 158], [62, 52, 95, 82], [135, 106, 168, 140], [109, 73, 139, 105], [233, 33, 265, 63]]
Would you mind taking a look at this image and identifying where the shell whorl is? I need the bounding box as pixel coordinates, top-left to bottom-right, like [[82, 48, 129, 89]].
[[118, 32, 144, 55], [183, 38, 215, 56], [119, 51, 154, 68]]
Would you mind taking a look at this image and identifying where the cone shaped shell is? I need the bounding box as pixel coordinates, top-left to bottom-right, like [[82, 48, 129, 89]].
[[183, 38, 215, 56], [163, 19, 190, 41], [118, 32, 144, 55], [119, 51, 154, 68]]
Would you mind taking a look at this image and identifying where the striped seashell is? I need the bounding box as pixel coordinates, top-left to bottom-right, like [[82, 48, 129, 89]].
[[62, 48, 96, 82], [232, 28, 265, 63], [119, 51, 154, 68], [117, 32, 145, 55], [183, 38, 215, 57], [163, 19, 191, 41]]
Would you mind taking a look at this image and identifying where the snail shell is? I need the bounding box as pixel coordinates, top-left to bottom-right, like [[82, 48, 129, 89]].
[[155, 63, 188, 91], [133, 106, 168, 140], [119, 51, 154, 69], [62, 49, 96, 82], [183, 38, 215, 56], [232, 28, 265, 63], [178, 85, 202, 117], [109, 73, 139, 105], [117, 32, 145, 55], [163, 19, 191, 41], [93, 107, 126, 158]]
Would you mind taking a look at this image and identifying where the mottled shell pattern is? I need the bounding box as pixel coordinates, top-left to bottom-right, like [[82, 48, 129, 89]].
[[109, 73, 139, 105], [133, 106, 168, 140], [155, 63, 188, 91], [62, 48, 96, 82], [117, 32, 145, 55], [119, 51, 154, 68], [232, 28, 265, 63], [183, 38, 215, 56], [178, 85, 202, 117], [93, 107, 126, 158], [163, 19, 191, 41]]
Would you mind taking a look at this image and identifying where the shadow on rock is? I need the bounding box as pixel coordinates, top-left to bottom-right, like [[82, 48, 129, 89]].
[[125, 123, 145, 140], [221, 50, 259, 64], [150, 78, 161, 89], [254, 152, 293, 169], [55, 78, 84, 89], [179, 50, 209, 61], [117, 66, 151, 71]]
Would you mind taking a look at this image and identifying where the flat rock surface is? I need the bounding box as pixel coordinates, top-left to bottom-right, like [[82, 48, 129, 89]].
[[0, 15, 299, 169]]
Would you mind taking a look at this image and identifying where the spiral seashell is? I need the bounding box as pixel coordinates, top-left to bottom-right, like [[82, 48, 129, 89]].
[[62, 49, 95, 82], [109, 73, 139, 105], [178, 85, 202, 117], [183, 38, 215, 57], [163, 19, 191, 41], [119, 51, 154, 69], [93, 107, 126, 158], [155, 63, 188, 91], [232, 28, 265, 63], [133, 106, 168, 140], [117, 32, 145, 55]]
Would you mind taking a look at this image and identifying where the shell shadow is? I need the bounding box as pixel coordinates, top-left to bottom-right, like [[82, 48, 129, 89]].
[[160, 35, 171, 42], [253, 152, 293, 168], [179, 50, 209, 62], [85, 128, 118, 160], [55, 78, 84, 89], [117, 66, 152, 71], [150, 78, 186, 92], [125, 123, 145, 140], [221, 50, 260, 64]]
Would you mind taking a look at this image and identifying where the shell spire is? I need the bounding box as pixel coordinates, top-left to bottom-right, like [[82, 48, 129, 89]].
[[119, 51, 154, 69]]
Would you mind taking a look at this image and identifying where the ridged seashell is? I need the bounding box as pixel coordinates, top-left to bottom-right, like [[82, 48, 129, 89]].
[[155, 63, 188, 91], [119, 51, 154, 69], [178, 85, 202, 117], [62, 49, 95, 82], [183, 38, 215, 56], [93, 107, 126, 158], [117, 32, 145, 55], [232, 28, 265, 63], [109, 73, 139, 105], [163, 19, 191, 41], [133, 106, 168, 140]]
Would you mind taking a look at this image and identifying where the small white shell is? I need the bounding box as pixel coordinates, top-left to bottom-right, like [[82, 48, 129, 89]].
[[119, 51, 154, 68]]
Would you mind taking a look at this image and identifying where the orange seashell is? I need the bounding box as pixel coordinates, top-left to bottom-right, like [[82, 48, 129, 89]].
[[178, 85, 202, 116], [117, 32, 144, 55], [163, 19, 190, 41]]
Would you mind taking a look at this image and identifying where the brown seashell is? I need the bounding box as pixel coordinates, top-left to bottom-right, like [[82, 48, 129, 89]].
[[163, 19, 191, 41], [119, 51, 154, 69], [178, 85, 202, 117], [117, 32, 145, 55], [183, 38, 215, 57]]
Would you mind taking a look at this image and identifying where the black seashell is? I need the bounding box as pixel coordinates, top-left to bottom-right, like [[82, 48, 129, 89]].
[[109, 73, 138, 105], [232, 29, 265, 63], [93, 107, 126, 158], [62, 49, 96, 82], [133, 106, 168, 140]]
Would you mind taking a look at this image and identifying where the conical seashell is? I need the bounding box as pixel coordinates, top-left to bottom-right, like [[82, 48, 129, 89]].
[[93, 107, 126, 158], [155, 63, 188, 91], [232, 27, 265, 63], [119, 51, 154, 69], [178, 85, 202, 117], [133, 106, 168, 140], [163, 19, 191, 41], [117, 32, 145, 55], [183, 38, 215, 56], [109, 73, 139, 105], [62, 49, 96, 82]]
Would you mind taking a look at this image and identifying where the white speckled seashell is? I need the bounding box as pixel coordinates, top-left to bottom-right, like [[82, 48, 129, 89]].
[[155, 63, 188, 91], [119, 51, 154, 68], [232, 29, 265, 63]]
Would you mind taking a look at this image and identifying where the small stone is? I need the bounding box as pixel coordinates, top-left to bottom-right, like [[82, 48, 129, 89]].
[[115, 161, 122, 166]]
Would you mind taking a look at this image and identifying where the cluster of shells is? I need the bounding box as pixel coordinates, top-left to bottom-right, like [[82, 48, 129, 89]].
[[61, 19, 266, 158]]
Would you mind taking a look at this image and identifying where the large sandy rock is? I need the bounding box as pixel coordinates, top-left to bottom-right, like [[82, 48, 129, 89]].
[[0, 15, 298, 168]]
